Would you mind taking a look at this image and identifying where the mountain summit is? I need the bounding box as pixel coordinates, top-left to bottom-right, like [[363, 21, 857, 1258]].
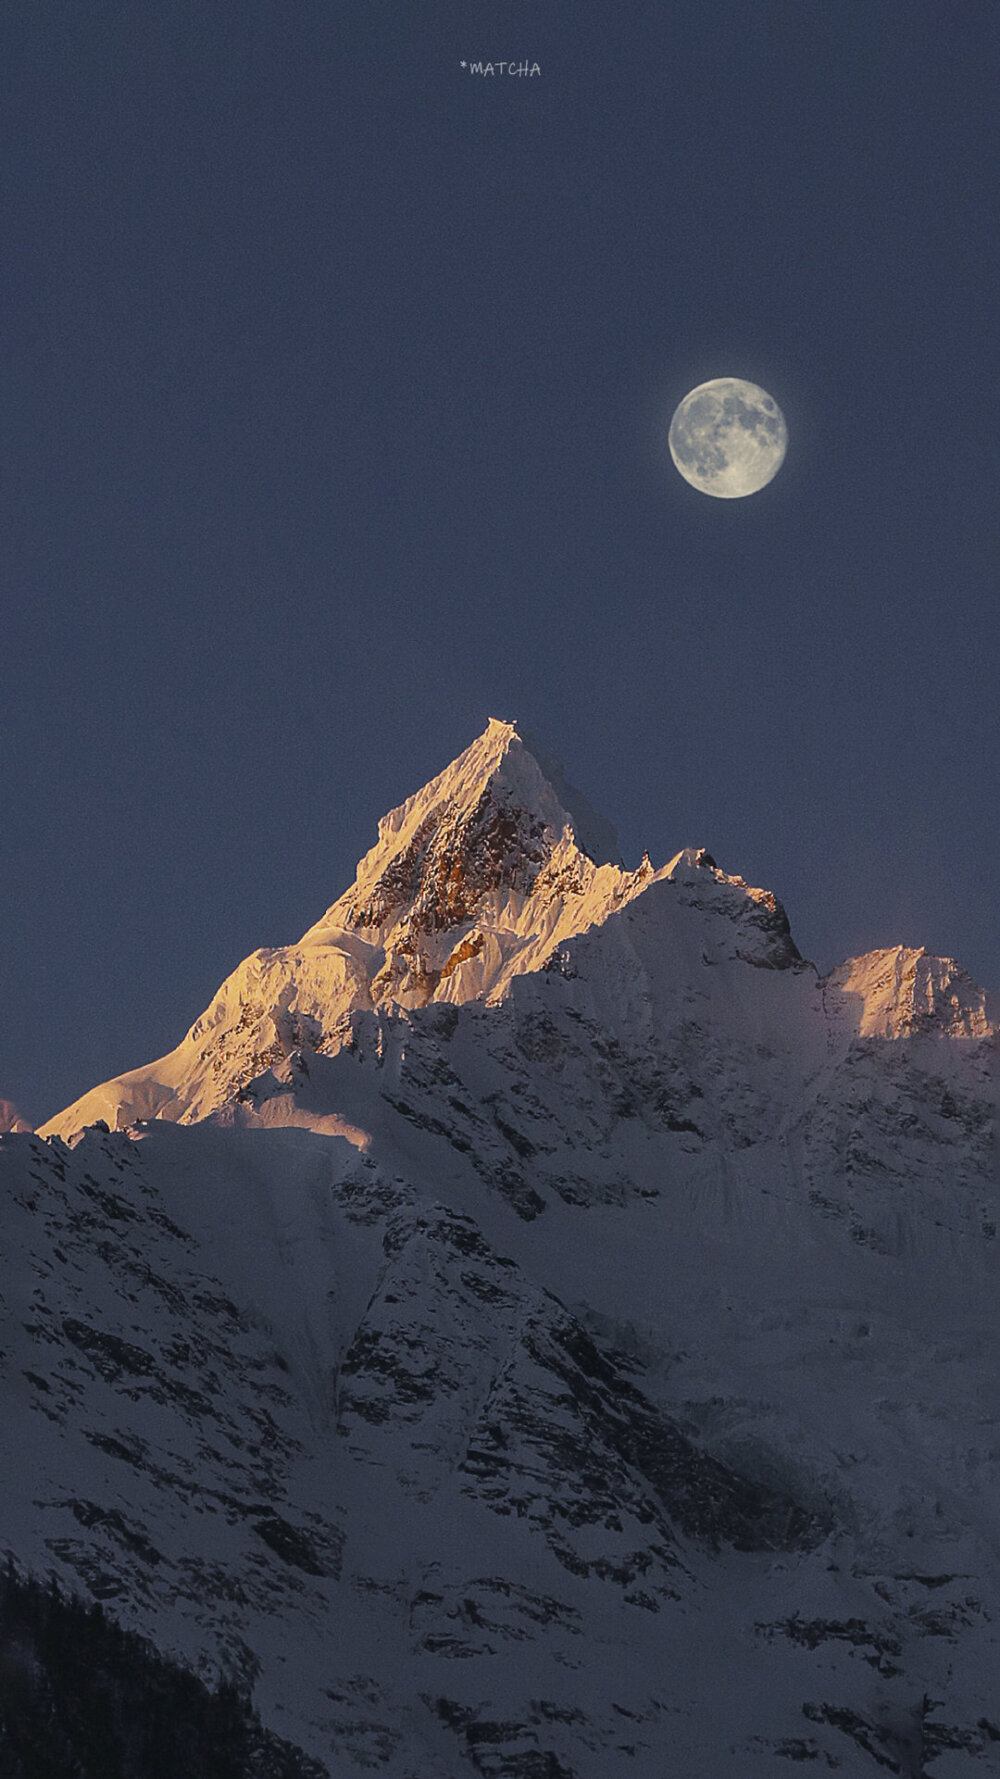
[[301, 716, 627, 981]]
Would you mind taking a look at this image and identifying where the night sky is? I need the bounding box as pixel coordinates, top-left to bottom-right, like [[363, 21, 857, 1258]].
[[4, 2, 999, 1125]]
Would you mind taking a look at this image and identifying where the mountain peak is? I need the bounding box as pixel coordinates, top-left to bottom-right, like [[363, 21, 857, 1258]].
[[822, 945, 997, 1039], [304, 719, 621, 947], [384, 717, 621, 870]]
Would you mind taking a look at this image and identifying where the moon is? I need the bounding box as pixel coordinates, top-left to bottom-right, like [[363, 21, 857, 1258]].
[[669, 377, 787, 498]]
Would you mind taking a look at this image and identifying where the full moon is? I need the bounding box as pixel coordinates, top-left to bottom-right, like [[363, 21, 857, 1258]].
[[669, 377, 787, 498]]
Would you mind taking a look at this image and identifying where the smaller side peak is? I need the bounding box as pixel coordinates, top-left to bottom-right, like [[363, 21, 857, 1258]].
[[823, 947, 996, 1040], [663, 846, 726, 881], [656, 848, 803, 970]]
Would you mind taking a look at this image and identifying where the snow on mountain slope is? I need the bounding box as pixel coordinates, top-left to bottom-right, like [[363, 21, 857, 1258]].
[[5, 1094, 999, 1775], [7, 720, 1000, 1775], [0, 1121, 828, 1773]]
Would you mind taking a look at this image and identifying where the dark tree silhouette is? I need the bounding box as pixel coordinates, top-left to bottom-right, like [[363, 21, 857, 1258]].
[[0, 1562, 326, 1779]]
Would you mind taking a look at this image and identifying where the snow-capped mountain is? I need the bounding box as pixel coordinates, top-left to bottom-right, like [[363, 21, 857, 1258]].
[[5, 720, 999, 1776], [41, 718, 806, 1140]]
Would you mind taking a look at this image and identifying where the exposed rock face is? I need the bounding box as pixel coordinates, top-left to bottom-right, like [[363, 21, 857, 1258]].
[[7, 722, 999, 1775], [346, 794, 550, 933]]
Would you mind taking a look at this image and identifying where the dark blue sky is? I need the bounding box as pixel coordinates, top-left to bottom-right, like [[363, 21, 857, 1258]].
[[4, 1, 999, 1123]]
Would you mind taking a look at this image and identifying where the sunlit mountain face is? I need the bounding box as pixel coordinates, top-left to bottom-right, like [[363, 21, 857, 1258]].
[[4, 723, 999, 1777]]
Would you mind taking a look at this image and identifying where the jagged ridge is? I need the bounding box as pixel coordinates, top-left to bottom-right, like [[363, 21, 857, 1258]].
[[41, 721, 993, 1145]]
